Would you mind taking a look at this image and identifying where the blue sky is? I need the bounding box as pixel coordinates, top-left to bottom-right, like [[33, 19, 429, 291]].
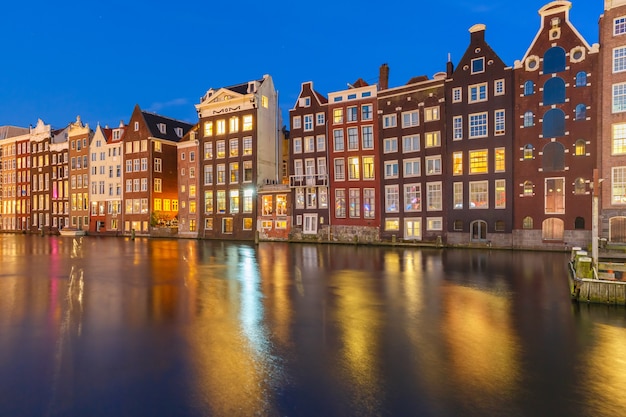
[[0, 0, 602, 130]]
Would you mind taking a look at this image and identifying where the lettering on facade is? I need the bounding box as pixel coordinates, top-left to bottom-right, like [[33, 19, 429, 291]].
[[212, 106, 241, 115]]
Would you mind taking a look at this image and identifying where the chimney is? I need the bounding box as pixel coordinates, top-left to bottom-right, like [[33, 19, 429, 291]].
[[446, 53, 454, 77], [379, 63, 389, 91], [469, 23, 486, 43]]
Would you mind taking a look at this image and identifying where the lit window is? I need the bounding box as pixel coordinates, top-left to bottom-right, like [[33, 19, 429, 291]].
[[261, 95, 268, 108], [385, 185, 399, 213], [425, 131, 441, 147], [363, 156, 375, 179], [348, 157, 359, 180], [230, 139, 239, 157], [469, 181, 488, 209], [243, 115, 253, 131], [404, 184, 421, 212], [494, 148, 505, 172], [333, 108, 344, 124], [453, 182, 463, 209], [216, 120, 226, 135], [613, 123, 626, 154], [216, 140, 225, 158], [574, 178, 586, 195], [612, 166, 626, 204], [424, 107, 439, 122], [469, 150, 488, 174], [575, 139, 586, 156], [229, 117, 239, 133], [204, 122, 213, 136], [243, 137, 252, 155], [524, 144, 534, 160], [452, 152, 463, 175], [495, 180, 506, 209]]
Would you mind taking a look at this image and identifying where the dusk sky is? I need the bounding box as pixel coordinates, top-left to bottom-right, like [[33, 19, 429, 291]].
[[1, 0, 602, 131]]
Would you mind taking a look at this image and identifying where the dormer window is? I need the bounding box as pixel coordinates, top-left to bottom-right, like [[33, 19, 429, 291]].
[[113, 130, 121, 140], [471, 57, 485, 74], [158, 123, 166, 134], [175, 127, 183, 137]]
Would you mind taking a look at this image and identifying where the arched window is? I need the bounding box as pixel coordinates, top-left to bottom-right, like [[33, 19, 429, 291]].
[[543, 108, 566, 138], [543, 77, 566, 105], [471, 220, 487, 241], [542, 218, 564, 241], [543, 46, 566, 73], [576, 71, 587, 87], [523, 181, 534, 196], [524, 80, 534, 96], [524, 144, 534, 159], [542, 142, 566, 171], [523, 216, 533, 229], [575, 104, 587, 120], [524, 111, 534, 127], [575, 139, 586, 156], [575, 217, 585, 229], [574, 177, 586, 194]]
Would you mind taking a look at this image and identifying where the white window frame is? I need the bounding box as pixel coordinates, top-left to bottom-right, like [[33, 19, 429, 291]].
[[469, 112, 488, 138], [471, 57, 485, 74], [615, 16, 626, 36], [383, 114, 397, 128], [424, 106, 440, 122], [469, 180, 489, 209], [468, 83, 488, 103], [425, 156, 441, 176], [613, 83, 626, 113], [494, 109, 505, 136], [402, 111, 419, 127], [453, 116, 463, 140], [384, 161, 399, 179], [402, 135, 420, 153], [384, 137, 398, 153], [403, 158, 420, 178], [614, 46, 626, 73], [452, 87, 462, 103], [494, 79, 505, 96]]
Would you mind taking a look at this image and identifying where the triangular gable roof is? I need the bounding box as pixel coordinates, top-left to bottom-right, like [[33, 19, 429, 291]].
[[352, 78, 369, 88], [517, 1, 596, 66], [451, 24, 507, 78], [290, 81, 328, 111]]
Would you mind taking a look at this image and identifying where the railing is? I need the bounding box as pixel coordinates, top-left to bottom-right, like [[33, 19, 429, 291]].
[[289, 174, 328, 188]]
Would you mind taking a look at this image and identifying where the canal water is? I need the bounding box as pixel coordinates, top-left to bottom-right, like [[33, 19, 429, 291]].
[[0, 234, 625, 417]]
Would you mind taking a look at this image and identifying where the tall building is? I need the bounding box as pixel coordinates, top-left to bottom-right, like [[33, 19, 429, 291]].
[[327, 79, 381, 242], [122, 105, 193, 235], [599, 0, 626, 242], [445, 24, 514, 246], [195, 74, 279, 240], [68, 116, 92, 230], [289, 81, 329, 238], [378, 66, 447, 242], [513, 0, 598, 249], [176, 125, 200, 238], [0, 126, 30, 231]]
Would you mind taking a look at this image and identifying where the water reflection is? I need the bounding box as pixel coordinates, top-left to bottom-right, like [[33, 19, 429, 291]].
[[1, 235, 626, 417]]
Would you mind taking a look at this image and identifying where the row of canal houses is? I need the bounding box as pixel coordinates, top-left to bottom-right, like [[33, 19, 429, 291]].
[[2, 0, 626, 251]]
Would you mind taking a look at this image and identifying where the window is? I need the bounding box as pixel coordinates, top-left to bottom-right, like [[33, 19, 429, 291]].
[[229, 139, 239, 157], [348, 157, 360, 180], [292, 116, 301, 129], [427, 217, 443, 231], [347, 106, 358, 122], [362, 126, 373, 149], [542, 142, 565, 172], [316, 113, 325, 125], [425, 156, 441, 175], [333, 108, 344, 124], [243, 137, 252, 155], [494, 148, 505, 172], [402, 111, 419, 127], [469, 113, 487, 138], [385, 219, 400, 231], [153, 158, 161, 172], [543, 109, 565, 138], [575, 139, 586, 156], [614, 123, 626, 154], [494, 110, 505, 135], [494, 79, 505, 96], [523, 181, 534, 196], [317, 135, 326, 152], [524, 81, 534, 96], [305, 136, 315, 153], [229, 117, 239, 133], [424, 107, 439, 122], [453, 182, 463, 209], [469, 150, 488, 174], [384, 161, 398, 179], [612, 167, 626, 204], [471, 57, 485, 74], [576, 72, 587, 87], [426, 182, 442, 211], [349, 189, 360, 218], [452, 152, 463, 175], [524, 111, 534, 128], [545, 178, 565, 214], [425, 131, 441, 147], [469, 181, 488, 209], [361, 104, 373, 120], [575, 104, 587, 121], [347, 127, 358, 150], [452, 87, 462, 103], [574, 178, 586, 195], [543, 46, 566, 73], [523, 216, 533, 229], [385, 185, 399, 213], [216, 120, 226, 135], [204, 142, 213, 160], [363, 157, 375, 180], [243, 115, 253, 131], [468, 83, 487, 103], [404, 158, 420, 177], [384, 137, 398, 153], [363, 189, 375, 218], [204, 165, 213, 185], [216, 164, 226, 184], [333, 130, 344, 151], [243, 161, 252, 182], [230, 162, 239, 183], [334, 158, 345, 181], [216, 140, 226, 158], [304, 115, 313, 131], [614, 83, 626, 113], [154, 178, 162, 193], [383, 114, 397, 128], [292, 137, 302, 154], [453, 116, 463, 140], [402, 135, 420, 152], [614, 47, 626, 73], [404, 184, 421, 212], [543, 77, 566, 105], [335, 189, 346, 218], [615, 16, 626, 35]]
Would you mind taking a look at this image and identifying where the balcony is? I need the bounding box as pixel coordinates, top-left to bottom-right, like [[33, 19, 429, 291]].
[[289, 173, 328, 188]]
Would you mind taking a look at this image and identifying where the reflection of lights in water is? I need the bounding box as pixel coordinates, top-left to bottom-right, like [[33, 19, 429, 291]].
[[239, 246, 268, 357]]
